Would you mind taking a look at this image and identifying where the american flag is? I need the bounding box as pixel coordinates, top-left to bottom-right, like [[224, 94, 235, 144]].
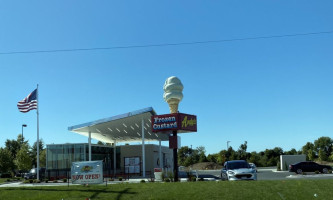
[[17, 89, 38, 113]]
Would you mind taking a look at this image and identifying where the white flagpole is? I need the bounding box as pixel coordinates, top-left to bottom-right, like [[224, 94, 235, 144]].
[[37, 84, 40, 180]]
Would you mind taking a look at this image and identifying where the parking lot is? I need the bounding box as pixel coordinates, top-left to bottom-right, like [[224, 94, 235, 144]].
[[194, 167, 333, 180]]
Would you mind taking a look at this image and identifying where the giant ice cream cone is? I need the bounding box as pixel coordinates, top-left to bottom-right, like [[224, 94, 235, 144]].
[[167, 98, 180, 114], [163, 76, 183, 113]]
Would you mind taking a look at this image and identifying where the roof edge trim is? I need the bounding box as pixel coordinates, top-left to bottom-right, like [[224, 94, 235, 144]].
[[68, 107, 156, 131]]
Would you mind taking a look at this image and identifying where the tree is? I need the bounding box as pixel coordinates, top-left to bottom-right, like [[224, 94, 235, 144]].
[[16, 134, 29, 146], [217, 150, 227, 165], [284, 148, 297, 155], [318, 149, 327, 162], [248, 151, 260, 166], [30, 139, 45, 167], [238, 141, 248, 160], [39, 149, 47, 168], [15, 144, 32, 171], [258, 147, 283, 167], [307, 149, 315, 161], [0, 148, 15, 173], [5, 138, 20, 159], [207, 153, 218, 163], [226, 147, 236, 161], [178, 146, 193, 166], [314, 137, 332, 161], [302, 142, 314, 160], [197, 146, 207, 163]]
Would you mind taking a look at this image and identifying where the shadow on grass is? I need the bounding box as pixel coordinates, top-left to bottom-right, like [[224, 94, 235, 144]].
[[3, 187, 136, 199]]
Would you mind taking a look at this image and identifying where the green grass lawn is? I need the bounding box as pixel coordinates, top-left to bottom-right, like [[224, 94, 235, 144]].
[[0, 178, 21, 184], [1, 179, 332, 200], [0, 178, 8, 184]]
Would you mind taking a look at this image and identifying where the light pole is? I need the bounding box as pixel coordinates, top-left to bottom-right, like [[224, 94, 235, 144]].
[[22, 124, 27, 144], [227, 141, 231, 149]]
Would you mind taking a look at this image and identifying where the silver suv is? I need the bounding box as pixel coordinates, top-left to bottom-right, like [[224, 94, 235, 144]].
[[221, 160, 257, 181]]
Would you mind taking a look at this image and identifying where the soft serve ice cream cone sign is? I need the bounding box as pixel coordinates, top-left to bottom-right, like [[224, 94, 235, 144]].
[[163, 76, 184, 114], [152, 76, 197, 134], [153, 76, 197, 182]]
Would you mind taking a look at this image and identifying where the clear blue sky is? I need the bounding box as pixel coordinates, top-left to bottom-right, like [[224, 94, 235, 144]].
[[1, 1, 333, 155]]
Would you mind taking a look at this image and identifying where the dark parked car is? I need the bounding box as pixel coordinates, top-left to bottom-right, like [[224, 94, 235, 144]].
[[289, 161, 332, 174], [24, 168, 46, 179]]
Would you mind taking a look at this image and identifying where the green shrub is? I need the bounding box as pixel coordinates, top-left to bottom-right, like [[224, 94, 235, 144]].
[[276, 161, 281, 171], [164, 178, 170, 182], [63, 178, 67, 183], [0, 173, 11, 178], [29, 179, 33, 183], [45, 179, 48, 183], [302, 172, 307, 175], [329, 170, 333, 174], [53, 180, 58, 183], [140, 180, 146, 183], [167, 171, 174, 182], [118, 177, 123, 181], [187, 174, 196, 182], [161, 172, 165, 181], [315, 171, 319, 174], [23, 180, 30, 184]]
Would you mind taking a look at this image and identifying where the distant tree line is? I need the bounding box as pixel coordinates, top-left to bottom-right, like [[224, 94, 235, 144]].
[[178, 136, 333, 167], [0, 134, 46, 177]]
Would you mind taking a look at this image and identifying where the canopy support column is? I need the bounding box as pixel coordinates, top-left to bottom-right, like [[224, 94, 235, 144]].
[[142, 119, 145, 177], [88, 131, 92, 161], [114, 140, 117, 177]]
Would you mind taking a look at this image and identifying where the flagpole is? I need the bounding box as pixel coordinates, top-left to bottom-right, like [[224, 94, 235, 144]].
[[37, 84, 40, 180]]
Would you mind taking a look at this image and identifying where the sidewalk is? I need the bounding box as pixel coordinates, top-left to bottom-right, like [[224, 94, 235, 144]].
[[0, 177, 218, 188]]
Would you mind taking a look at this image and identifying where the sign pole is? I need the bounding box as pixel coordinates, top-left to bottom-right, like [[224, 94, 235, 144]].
[[173, 130, 178, 182]]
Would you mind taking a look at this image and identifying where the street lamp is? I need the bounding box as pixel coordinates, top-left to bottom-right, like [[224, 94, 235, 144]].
[[227, 141, 231, 149], [22, 124, 27, 144]]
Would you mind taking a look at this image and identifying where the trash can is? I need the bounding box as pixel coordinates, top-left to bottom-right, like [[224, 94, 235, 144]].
[[154, 168, 163, 181]]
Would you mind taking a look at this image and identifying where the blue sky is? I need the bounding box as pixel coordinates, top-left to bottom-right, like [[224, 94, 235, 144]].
[[1, 1, 333, 155]]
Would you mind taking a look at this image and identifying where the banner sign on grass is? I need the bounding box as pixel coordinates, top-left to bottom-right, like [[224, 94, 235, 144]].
[[71, 161, 103, 184]]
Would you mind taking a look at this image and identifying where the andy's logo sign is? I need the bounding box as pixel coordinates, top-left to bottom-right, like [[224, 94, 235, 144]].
[[152, 113, 197, 133]]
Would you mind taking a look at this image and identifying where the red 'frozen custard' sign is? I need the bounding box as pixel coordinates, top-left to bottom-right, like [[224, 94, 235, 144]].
[[151, 113, 197, 133]]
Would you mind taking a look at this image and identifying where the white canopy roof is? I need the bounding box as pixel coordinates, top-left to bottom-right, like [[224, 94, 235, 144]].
[[68, 107, 170, 143]]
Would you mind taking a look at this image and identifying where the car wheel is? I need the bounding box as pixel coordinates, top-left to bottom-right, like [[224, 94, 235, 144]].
[[322, 168, 328, 174], [221, 173, 227, 181], [296, 169, 302, 174]]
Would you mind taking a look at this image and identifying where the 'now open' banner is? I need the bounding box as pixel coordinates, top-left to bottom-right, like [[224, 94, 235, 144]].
[[71, 161, 103, 184]]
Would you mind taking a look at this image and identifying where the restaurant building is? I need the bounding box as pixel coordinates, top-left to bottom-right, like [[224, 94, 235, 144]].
[[46, 107, 173, 179]]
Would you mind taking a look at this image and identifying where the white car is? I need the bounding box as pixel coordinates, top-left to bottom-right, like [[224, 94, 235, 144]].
[[221, 160, 257, 181], [249, 163, 258, 172]]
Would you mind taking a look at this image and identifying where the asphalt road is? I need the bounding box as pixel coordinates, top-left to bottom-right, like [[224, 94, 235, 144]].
[[192, 167, 333, 181]]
